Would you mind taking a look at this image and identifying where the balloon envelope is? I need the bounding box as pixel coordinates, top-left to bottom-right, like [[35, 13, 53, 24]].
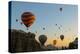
[[43, 27, 45, 30], [55, 24, 57, 26], [16, 19, 18, 22], [53, 40, 57, 45], [39, 35, 47, 45], [58, 27, 60, 29], [60, 35, 64, 40], [20, 22, 23, 25], [21, 12, 35, 28], [60, 8, 62, 11]]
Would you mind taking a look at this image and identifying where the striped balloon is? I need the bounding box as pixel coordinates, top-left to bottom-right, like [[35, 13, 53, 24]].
[[21, 12, 35, 28]]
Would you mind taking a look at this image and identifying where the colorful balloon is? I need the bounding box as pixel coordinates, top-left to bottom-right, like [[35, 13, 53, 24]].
[[21, 12, 35, 29]]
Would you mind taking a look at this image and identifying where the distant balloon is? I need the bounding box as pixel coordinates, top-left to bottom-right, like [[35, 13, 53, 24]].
[[60, 8, 62, 11], [60, 25, 62, 27], [21, 12, 35, 29], [53, 40, 57, 45], [20, 22, 23, 25], [55, 24, 57, 26], [58, 27, 60, 29], [60, 35, 64, 41], [16, 19, 18, 22], [35, 31, 37, 33], [39, 35, 47, 45], [43, 27, 45, 30]]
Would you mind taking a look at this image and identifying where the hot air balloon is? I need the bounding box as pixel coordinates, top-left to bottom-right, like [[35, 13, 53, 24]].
[[60, 25, 62, 27], [55, 24, 57, 26], [53, 40, 57, 45], [35, 31, 37, 33], [20, 22, 23, 25], [16, 19, 18, 22], [58, 27, 60, 30], [60, 8, 62, 11], [21, 12, 35, 30], [43, 27, 45, 30], [39, 35, 47, 45], [60, 35, 64, 41]]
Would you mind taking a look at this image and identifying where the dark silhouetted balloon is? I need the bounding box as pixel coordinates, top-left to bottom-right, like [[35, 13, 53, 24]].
[[60, 8, 62, 11], [55, 24, 57, 26], [16, 19, 18, 22], [20, 22, 23, 25], [58, 27, 60, 29], [53, 40, 57, 45], [60, 35, 64, 41], [43, 27, 45, 30], [21, 12, 35, 29], [39, 35, 47, 45]]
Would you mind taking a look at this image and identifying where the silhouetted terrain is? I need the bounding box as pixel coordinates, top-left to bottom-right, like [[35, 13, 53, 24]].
[[9, 29, 41, 53], [9, 29, 78, 53]]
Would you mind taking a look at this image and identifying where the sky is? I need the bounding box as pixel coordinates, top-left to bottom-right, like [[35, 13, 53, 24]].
[[10, 1, 78, 47]]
